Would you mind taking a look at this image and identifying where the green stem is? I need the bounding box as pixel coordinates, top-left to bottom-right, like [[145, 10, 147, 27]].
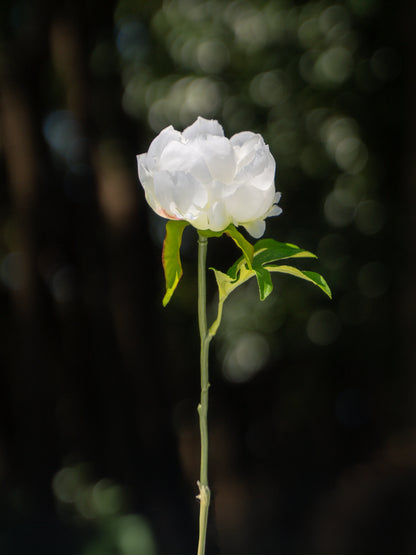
[[197, 233, 211, 555]]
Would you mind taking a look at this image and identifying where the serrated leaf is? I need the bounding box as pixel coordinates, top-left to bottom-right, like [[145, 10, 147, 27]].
[[253, 238, 316, 266], [254, 265, 273, 301], [266, 265, 332, 298], [162, 220, 189, 306]]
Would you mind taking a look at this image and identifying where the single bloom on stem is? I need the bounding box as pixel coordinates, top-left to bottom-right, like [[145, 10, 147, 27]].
[[137, 116, 282, 238], [136, 116, 331, 555]]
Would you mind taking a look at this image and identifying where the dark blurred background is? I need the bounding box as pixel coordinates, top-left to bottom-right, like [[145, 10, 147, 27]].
[[0, 0, 415, 553]]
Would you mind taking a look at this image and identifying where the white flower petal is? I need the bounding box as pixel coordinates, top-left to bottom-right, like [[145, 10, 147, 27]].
[[266, 192, 283, 217], [187, 211, 209, 230], [235, 147, 275, 191], [137, 155, 165, 216], [159, 141, 211, 183], [153, 170, 208, 218], [230, 131, 258, 148], [231, 133, 264, 168], [137, 154, 150, 186], [151, 171, 177, 215], [208, 201, 231, 232], [226, 184, 275, 223], [171, 172, 208, 210], [192, 136, 236, 183], [243, 220, 266, 238], [147, 125, 182, 170], [137, 117, 280, 235], [268, 205, 283, 217], [182, 117, 224, 141], [231, 132, 276, 191]]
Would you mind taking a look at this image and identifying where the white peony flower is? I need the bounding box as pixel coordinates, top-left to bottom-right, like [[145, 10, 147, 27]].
[[137, 116, 282, 238]]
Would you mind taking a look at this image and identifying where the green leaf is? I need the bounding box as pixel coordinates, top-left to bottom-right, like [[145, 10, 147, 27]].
[[254, 264, 273, 301], [224, 225, 254, 268], [253, 238, 316, 266], [266, 265, 332, 299], [226, 255, 245, 280], [162, 220, 189, 306], [209, 264, 256, 336], [209, 251, 331, 337], [211, 264, 255, 303]]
